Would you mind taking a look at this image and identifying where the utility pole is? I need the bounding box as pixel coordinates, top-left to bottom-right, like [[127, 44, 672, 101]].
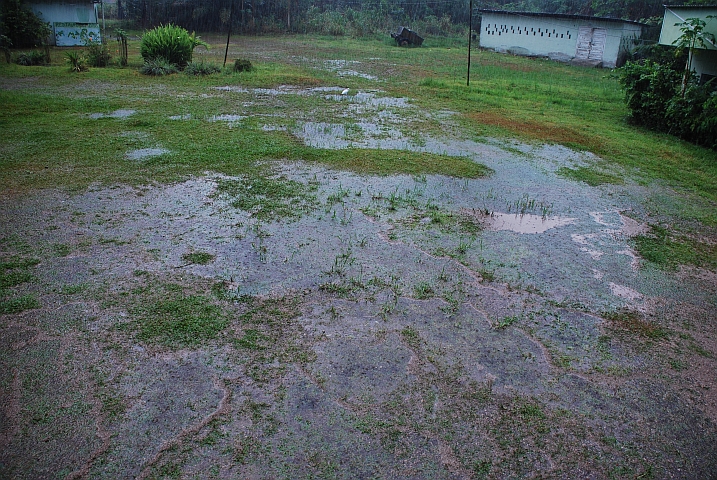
[[467, 0, 473, 86]]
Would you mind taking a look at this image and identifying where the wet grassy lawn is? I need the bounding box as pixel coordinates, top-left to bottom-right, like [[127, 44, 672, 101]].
[[1, 34, 716, 478]]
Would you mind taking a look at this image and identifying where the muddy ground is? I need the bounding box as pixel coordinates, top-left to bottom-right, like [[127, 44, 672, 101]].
[[1, 41, 717, 479]]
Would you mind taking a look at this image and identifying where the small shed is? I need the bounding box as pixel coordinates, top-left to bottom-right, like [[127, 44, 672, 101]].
[[29, 1, 100, 46], [659, 5, 717, 83], [478, 10, 645, 68]]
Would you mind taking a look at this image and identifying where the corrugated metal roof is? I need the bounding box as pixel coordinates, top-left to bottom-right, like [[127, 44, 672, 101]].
[[476, 9, 647, 26], [663, 5, 717, 8]]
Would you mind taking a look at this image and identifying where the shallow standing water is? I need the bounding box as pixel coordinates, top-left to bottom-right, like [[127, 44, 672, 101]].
[[1, 54, 716, 479]]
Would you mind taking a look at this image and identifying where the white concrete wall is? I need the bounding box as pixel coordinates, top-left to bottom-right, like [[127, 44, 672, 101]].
[[29, 3, 99, 46], [29, 3, 97, 24], [479, 12, 642, 68]]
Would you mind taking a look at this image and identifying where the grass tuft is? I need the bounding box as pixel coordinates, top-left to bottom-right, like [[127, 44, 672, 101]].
[[0, 293, 40, 314]]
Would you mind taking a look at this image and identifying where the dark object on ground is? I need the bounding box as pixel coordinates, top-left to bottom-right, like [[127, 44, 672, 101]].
[[391, 27, 424, 47], [234, 58, 253, 72]]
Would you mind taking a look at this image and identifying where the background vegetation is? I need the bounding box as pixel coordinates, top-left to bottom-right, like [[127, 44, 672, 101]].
[[107, 0, 716, 34]]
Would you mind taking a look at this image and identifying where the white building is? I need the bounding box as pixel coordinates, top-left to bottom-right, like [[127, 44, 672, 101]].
[[478, 10, 645, 68], [659, 5, 717, 83], [29, 1, 100, 46]]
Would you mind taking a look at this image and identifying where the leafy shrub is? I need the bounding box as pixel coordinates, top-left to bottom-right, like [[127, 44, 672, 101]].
[[65, 50, 88, 72], [618, 60, 680, 129], [0, 0, 51, 48], [233, 58, 253, 72], [627, 43, 686, 72], [139, 57, 178, 76], [0, 34, 11, 63], [665, 81, 717, 149], [619, 60, 717, 150], [184, 60, 221, 76], [140, 23, 208, 69], [15, 50, 46, 66], [84, 40, 111, 67]]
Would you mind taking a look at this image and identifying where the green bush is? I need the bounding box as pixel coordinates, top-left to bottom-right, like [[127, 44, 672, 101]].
[[140, 23, 208, 69], [0, 0, 51, 48], [618, 60, 680, 129], [665, 81, 717, 149], [184, 60, 221, 76], [15, 50, 46, 66], [84, 40, 111, 67], [233, 58, 253, 73], [0, 34, 11, 63], [619, 60, 717, 150], [139, 57, 178, 76]]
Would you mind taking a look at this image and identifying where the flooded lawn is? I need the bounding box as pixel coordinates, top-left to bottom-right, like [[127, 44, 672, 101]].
[[1, 39, 716, 479]]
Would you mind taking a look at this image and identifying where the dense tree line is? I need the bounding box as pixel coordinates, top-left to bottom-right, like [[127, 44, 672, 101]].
[[116, 0, 472, 33], [114, 0, 715, 33]]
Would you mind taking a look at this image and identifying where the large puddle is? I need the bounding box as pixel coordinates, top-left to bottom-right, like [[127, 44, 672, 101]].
[[2, 61, 716, 480], [479, 212, 576, 234]]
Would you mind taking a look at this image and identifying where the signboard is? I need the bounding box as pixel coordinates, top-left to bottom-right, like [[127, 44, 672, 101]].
[[54, 22, 101, 46]]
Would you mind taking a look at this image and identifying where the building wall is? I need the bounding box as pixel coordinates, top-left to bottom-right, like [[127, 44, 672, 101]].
[[29, 2, 98, 24], [29, 2, 99, 46], [659, 7, 717, 79], [479, 12, 642, 68], [693, 49, 717, 80], [659, 7, 717, 50]]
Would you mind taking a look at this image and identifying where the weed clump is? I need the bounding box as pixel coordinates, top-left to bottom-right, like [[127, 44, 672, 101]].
[[139, 57, 178, 76], [182, 251, 216, 265], [129, 294, 227, 346], [84, 40, 111, 67], [0, 294, 40, 314], [233, 58, 253, 72], [603, 309, 669, 339], [185, 60, 221, 76], [15, 50, 46, 66]]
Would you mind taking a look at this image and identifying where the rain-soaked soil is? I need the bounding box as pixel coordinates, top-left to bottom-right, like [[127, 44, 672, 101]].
[[1, 49, 717, 479]]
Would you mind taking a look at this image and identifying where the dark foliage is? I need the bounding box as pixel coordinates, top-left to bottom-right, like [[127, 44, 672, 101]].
[[85, 40, 111, 67], [0, 0, 51, 48], [184, 60, 221, 75], [139, 57, 178, 75], [619, 60, 717, 150], [233, 58, 253, 72], [15, 49, 46, 66]]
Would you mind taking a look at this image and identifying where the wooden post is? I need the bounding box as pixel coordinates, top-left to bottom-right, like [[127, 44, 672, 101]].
[[467, 0, 472, 86], [224, 0, 235, 67]]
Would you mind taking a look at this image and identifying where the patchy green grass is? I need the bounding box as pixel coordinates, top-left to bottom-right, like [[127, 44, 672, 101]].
[[632, 224, 717, 270], [128, 294, 227, 347], [181, 251, 216, 265], [603, 309, 669, 340], [0, 293, 40, 314], [0, 257, 40, 288], [216, 175, 319, 221], [557, 166, 625, 186]]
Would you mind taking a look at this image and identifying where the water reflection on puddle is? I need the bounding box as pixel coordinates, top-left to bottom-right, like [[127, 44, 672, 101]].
[[483, 212, 576, 234]]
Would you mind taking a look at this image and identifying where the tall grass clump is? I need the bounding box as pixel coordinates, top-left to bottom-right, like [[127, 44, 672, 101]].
[[15, 50, 46, 66], [140, 23, 208, 69], [139, 57, 178, 76], [184, 60, 221, 76], [84, 39, 111, 67]]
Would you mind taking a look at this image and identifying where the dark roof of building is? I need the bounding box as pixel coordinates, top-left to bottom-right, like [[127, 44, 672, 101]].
[[476, 9, 646, 26]]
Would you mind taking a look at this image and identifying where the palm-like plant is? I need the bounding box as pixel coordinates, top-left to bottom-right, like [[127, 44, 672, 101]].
[[673, 16, 716, 96]]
